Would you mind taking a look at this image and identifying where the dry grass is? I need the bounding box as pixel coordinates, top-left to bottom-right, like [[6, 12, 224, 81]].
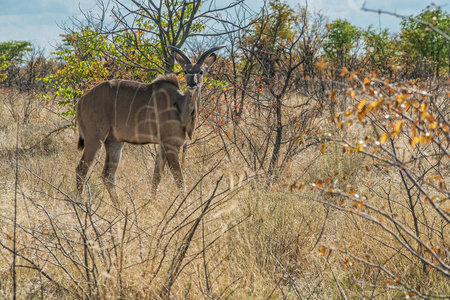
[[0, 90, 449, 299]]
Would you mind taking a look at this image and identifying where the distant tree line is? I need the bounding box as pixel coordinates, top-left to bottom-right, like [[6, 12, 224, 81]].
[[0, 41, 57, 93], [1, 3, 448, 97]]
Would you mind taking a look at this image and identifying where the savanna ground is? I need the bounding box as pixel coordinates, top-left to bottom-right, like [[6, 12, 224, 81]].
[[1, 74, 449, 299]]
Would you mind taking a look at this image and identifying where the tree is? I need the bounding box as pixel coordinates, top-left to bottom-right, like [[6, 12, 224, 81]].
[[317, 68, 450, 299], [70, 0, 245, 73], [45, 0, 246, 115], [362, 26, 400, 78], [41, 27, 114, 115], [0, 41, 32, 85], [212, 0, 323, 184], [248, 0, 304, 179], [323, 19, 362, 70], [401, 6, 450, 78]]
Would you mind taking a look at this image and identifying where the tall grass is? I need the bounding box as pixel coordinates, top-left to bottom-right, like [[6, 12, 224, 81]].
[[0, 88, 449, 299]]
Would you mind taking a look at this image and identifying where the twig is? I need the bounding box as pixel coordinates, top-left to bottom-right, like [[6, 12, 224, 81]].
[[24, 123, 72, 152], [325, 254, 347, 300], [13, 116, 19, 299]]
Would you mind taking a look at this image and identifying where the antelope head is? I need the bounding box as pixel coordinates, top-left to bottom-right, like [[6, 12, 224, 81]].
[[168, 45, 225, 91]]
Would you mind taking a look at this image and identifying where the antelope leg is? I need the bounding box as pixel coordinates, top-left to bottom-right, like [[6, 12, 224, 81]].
[[103, 138, 124, 206], [76, 139, 102, 197], [151, 145, 167, 195], [165, 145, 184, 192]]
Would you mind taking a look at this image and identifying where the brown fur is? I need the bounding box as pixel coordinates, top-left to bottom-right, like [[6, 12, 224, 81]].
[[75, 48, 220, 206], [152, 73, 179, 88]]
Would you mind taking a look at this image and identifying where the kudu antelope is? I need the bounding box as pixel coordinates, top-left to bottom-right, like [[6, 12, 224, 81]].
[[76, 45, 225, 205]]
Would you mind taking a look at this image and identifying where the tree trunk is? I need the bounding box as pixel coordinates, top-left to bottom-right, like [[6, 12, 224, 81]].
[[267, 95, 283, 182], [165, 54, 175, 74]]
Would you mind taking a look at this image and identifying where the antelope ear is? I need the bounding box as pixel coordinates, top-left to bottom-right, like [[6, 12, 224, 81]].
[[174, 53, 187, 69], [203, 53, 217, 71]]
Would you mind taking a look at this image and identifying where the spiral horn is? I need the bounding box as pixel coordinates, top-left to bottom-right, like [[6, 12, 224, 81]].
[[196, 45, 226, 66], [168, 45, 192, 65]]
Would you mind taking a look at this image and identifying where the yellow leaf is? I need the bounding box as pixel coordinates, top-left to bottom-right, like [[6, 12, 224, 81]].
[[348, 73, 355, 81], [404, 100, 411, 110], [410, 136, 421, 147], [421, 111, 430, 121], [364, 77, 370, 88], [358, 109, 367, 122], [380, 133, 389, 144], [396, 94, 405, 103], [392, 120, 403, 136], [420, 136, 426, 145], [349, 90, 356, 99], [429, 122, 438, 130], [321, 143, 325, 154], [320, 245, 326, 255], [330, 90, 336, 100], [419, 103, 428, 113], [357, 100, 366, 110], [368, 101, 378, 108]]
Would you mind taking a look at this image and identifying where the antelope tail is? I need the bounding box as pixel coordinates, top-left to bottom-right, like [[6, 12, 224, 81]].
[[77, 135, 85, 151]]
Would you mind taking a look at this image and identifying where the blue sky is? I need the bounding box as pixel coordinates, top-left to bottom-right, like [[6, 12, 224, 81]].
[[0, 0, 442, 55]]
